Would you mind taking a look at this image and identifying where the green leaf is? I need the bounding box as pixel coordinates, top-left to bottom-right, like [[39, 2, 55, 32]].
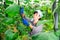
[[5, 0, 13, 5], [6, 1, 13, 5], [5, 29, 18, 40], [32, 32, 58, 40], [5, 4, 20, 17], [4, 17, 14, 25], [56, 30, 60, 36]]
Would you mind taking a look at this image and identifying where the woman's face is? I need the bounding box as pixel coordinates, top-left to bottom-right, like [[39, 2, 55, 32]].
[[33, 13, 40, 23]]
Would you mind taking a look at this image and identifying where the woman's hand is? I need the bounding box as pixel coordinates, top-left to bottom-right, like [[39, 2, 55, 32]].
[[29, 24, 33, 29]]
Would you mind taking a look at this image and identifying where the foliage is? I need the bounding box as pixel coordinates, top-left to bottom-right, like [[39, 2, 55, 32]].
[[0, 13, 7, 33], [55, 30, 60, 37], [57, 0, 60, 29], [32, 32, 58, 40], [0, 0, 60, 40], [5, 4, 20, 17], [37, 20, 54, 31], [5, 0, 13, 5], [5, 29, 18, 40]]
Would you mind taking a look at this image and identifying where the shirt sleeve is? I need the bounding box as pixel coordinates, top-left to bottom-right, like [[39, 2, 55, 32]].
[[22, 18, 30, 26], [22, 17, 33, 27]]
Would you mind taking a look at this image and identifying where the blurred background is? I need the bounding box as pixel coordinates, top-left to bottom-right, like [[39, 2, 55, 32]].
[[0, 0, 60, 40]]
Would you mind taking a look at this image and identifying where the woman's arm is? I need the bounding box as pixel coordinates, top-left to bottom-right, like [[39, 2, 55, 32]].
[[20, 7, 32, 22], [20, 7, 33, 29]]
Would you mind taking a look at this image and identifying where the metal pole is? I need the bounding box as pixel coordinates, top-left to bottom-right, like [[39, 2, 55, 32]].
[[52, 0, 58, 32], [52, 0, 60, 40], [54, 12, 58, 32]]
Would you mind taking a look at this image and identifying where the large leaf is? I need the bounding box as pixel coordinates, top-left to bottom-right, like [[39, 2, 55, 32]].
[[5, 4, 20, 17], [4, 17, 15, 25], [5, 29, 18, 40], [32, 32, 58, 40]]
